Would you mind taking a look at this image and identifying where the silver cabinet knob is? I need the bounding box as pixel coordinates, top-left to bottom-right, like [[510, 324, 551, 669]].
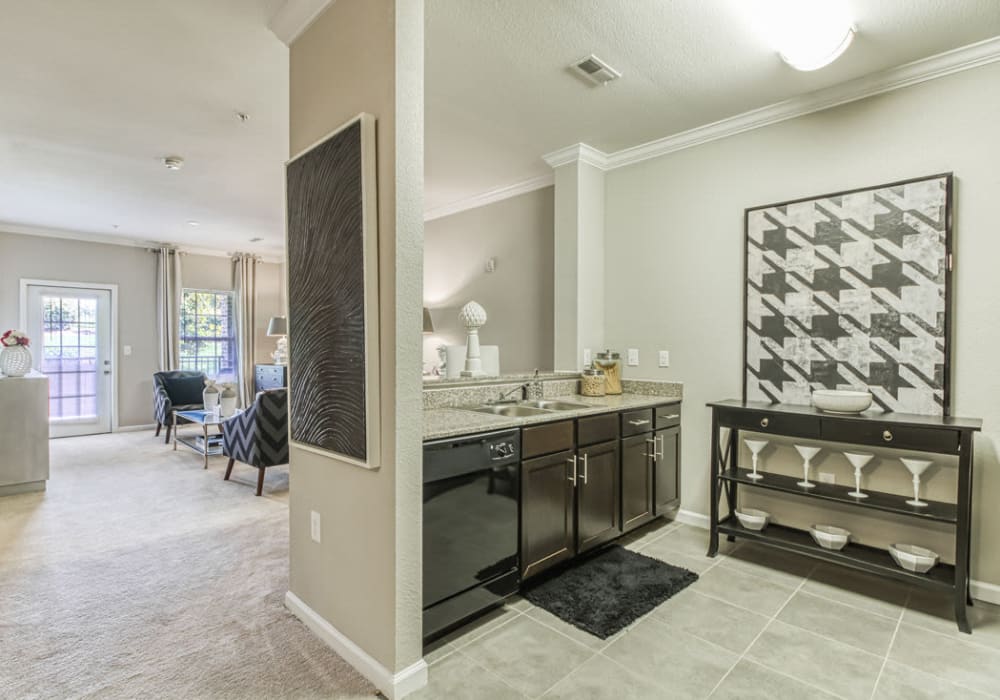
[[760, 417, 769, 428], [883, 430, 893, 442]]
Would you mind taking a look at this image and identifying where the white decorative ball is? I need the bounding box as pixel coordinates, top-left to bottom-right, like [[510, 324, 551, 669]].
[[459, 301, 487, 329]]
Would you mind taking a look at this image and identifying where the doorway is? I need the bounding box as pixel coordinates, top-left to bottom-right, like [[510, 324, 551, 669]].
[[21, 281, 116, 438]]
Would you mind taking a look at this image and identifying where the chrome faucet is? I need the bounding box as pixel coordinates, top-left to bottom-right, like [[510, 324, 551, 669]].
[[496, 383, 529, 403]]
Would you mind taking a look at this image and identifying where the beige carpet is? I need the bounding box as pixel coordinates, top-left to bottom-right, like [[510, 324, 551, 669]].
[[0, 431, 376, 700]]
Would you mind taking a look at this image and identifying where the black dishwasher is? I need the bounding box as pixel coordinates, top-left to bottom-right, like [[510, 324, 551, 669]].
[[423, 429, 520, 643]]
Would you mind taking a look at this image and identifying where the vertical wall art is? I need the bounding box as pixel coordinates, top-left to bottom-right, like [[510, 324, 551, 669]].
[[743, 173, 953, 417], [286, 113, 380, 468]]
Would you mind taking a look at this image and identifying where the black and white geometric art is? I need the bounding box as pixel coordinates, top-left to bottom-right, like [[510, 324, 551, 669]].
[[744, 173, 953, 417]]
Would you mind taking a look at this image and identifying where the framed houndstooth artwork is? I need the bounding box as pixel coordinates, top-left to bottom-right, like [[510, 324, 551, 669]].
[[743, 173, 954, 417]]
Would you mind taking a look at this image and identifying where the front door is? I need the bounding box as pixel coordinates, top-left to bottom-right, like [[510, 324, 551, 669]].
[[24, 283, 114, 437]]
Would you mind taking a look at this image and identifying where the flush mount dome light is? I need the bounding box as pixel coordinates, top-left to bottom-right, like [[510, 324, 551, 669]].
[[163, 156, 185, 170], [761, 0, 856, 71]]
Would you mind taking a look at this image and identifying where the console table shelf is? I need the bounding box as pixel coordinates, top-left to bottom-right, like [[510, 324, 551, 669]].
[[707, 399, 982, 634], [720, 468, 958, 524], [718, 519, 956, 590]]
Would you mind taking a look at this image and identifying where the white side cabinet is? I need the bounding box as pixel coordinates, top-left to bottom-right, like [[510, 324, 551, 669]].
[[0, 371, 49, 495]]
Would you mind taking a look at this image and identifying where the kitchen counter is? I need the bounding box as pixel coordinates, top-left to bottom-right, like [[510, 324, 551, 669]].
[[424, 393, 682, 441]]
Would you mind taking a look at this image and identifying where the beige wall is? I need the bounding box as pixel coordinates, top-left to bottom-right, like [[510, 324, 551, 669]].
[[603, 63, 1000, 584], [424, 186, 554, 373], [288, 0, 423, 678], [0, 231, 285, 426]]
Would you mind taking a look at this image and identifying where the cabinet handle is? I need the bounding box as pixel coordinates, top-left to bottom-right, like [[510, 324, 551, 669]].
[[581, 453, 589, 485], [644, 437, 656, 459], [656, 434, 665, 460], [629, 419, 651, 426], [883, 430, 893, 442], [760, 417, 769, 428], [567, 455, 577, 485], [662, 414, 680, 420]]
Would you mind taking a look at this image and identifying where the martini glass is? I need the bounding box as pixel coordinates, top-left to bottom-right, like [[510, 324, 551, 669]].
[[744, 439, 769, 480], [844, 451, 874, 499], [794, 445, 821, 489], [901, 457, 933, 507]]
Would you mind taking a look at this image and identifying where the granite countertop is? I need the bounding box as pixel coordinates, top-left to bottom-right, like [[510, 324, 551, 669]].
[[424, 393, 682, 441]]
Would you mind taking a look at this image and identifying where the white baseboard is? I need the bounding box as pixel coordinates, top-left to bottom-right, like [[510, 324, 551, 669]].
[[284, 591, 428, 699], [673, 509, 1000, 605], [115, 423, 157, 433]]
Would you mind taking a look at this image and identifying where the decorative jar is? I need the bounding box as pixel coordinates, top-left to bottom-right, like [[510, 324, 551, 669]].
[[0, 345, 32, 377]]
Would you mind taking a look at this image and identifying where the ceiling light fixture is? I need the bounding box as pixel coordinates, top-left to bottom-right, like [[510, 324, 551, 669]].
[[187, 220, 200, 227], [754, 0, 856, 71], [249, 237, 263, 242], [236, 111, 250, 123], [162, 156, 185, 170]]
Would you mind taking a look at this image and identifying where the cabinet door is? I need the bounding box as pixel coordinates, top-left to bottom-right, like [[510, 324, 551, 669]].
[[654, 426, 680, 514], [576, 440, 620, 554], [521, 449, 576, 579], [621, 434, 654, 533]]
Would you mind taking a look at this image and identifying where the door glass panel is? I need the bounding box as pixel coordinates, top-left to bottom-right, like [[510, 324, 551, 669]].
[[39, 294, 99, 420]]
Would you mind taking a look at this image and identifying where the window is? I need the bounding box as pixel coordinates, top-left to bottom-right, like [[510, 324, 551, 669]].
[[179, 289, 236, 380]]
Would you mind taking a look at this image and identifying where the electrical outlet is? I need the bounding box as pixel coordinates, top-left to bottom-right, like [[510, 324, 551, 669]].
[[310, 511, 321, 543], [818, 472, 836, 484], [627, 348, 639, 366], [583, 348, 592, 366], [658, 350, 670, 368]]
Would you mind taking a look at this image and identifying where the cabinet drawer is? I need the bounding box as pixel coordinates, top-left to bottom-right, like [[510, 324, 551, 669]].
[[721, 408, 820, 439], [578, 413, 618, 447], [655, 404, 682, 430], [621, 409, 654, 437], [522, 420, 575, 459], [822, 420, 961, 454]]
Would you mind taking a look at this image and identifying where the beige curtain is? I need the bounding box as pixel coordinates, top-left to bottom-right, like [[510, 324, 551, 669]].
[[232, 253, 259, 407], [156, 247, 182, 370]]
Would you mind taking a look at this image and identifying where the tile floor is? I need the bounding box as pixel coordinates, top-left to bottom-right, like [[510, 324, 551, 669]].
[[416, 520, 1000, 699]]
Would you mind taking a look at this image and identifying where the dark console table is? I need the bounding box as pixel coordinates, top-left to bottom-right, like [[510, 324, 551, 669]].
[[706, 399, 982, 633]]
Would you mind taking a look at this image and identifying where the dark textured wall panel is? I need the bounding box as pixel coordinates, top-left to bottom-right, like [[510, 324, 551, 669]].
[[287, 119, 369, 460]]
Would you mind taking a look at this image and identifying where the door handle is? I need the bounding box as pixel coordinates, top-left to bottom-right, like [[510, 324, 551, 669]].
[[581, 453, 589, 485], [567, 455, 577, 486]]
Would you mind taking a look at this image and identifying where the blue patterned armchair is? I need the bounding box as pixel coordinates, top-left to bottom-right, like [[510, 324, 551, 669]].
[[153, 370, 207, 443], [222, 389, 289, 496]]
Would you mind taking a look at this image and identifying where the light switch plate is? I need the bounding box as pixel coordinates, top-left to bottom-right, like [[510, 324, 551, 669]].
[[583, 348, 592, 366], [658, 350, 669, 368], [123, 345, 133, 357], [310, 511, 321, 543], [627, 348, 639, 366], [818, 472, 836, 484]]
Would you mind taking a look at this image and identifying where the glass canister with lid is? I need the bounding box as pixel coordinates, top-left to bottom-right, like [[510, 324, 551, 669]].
[[580, 367, 606, 397], [594, 350, 622, 395]]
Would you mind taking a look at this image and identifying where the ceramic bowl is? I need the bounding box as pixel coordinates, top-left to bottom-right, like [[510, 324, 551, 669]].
[[735, 508, 770, 531], [812, 389, 873, 414], [810, 524, 850, 551], [889, 543, 939, 573]]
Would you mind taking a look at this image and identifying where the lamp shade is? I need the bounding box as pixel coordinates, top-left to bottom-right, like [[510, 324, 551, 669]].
[[422, 307, 435, 334], [266, 316, 287, 337]]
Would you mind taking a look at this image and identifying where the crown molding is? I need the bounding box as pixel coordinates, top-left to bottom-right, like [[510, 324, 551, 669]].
[[424, 173, 554, 222], [543, 36, 1000, 173], [542, 143, 610, 170], [0, 221, 284, 264], [268, 0, 336, 46]]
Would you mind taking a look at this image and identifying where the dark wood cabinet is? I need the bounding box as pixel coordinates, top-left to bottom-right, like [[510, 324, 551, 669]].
[[654, 426, 680, 514], [576, 439, 620, 553], [621, 433, 654, 533], [521, 449, 576, 579]]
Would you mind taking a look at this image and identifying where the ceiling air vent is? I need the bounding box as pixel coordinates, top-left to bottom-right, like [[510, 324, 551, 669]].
[[571, 54, 621, 86]]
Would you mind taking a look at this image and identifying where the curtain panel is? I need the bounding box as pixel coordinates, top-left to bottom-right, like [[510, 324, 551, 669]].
[[232, 253, 260, 407], [156, 247, 182, 371]]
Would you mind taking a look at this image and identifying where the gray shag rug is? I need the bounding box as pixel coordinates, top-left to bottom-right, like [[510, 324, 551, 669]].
[[0, 431, 376, 699], [522, 545, 698, 639]]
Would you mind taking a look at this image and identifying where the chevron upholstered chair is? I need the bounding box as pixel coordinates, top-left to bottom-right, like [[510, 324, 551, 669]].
[[153, 370, 207, 444], [221, 388, 289, 496]]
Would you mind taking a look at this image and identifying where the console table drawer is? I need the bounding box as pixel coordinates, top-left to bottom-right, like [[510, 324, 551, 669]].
[[720, 409, 820, 439], [822, 420, 961, 454]]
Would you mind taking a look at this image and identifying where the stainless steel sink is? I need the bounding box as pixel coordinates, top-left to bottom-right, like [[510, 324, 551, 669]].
[[469, 404, 554, 417], [518, 400, 590, 411]]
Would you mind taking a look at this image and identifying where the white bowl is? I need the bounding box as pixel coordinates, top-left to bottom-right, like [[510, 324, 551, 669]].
[[810, 524, 850, 551], [812, 389, 873, 414], [889, 544, 939, 573], [735, 508, 770, 531]]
